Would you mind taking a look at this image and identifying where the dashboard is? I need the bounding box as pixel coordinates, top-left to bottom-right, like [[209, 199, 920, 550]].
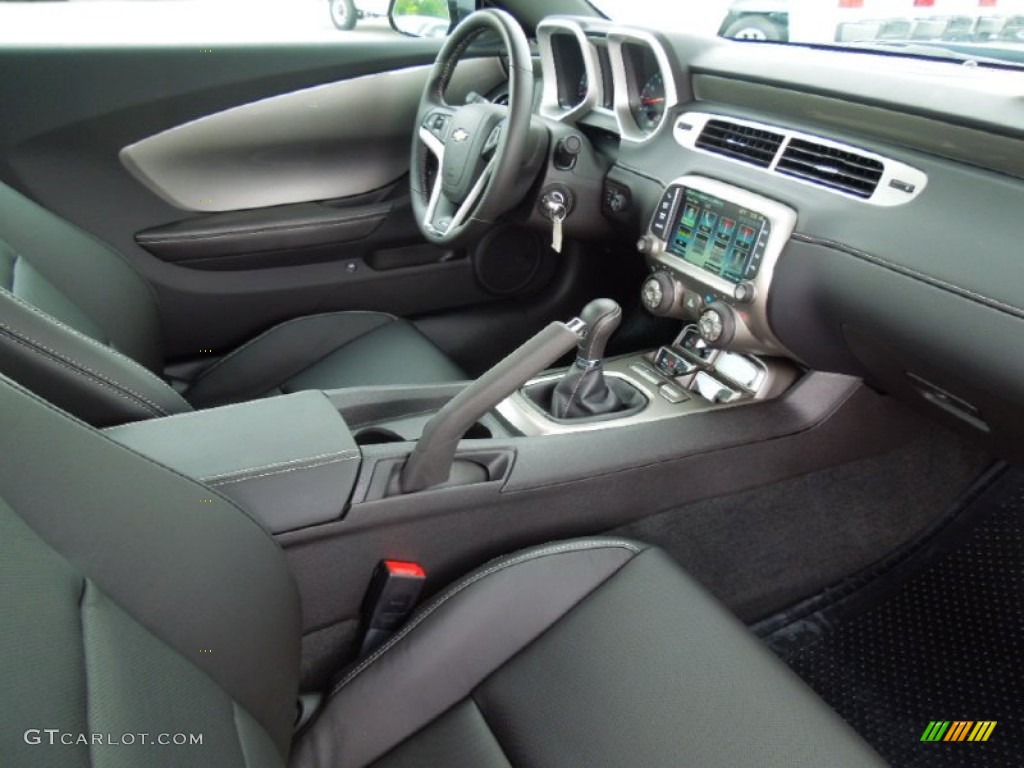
[[532, 15, 1024, 462]]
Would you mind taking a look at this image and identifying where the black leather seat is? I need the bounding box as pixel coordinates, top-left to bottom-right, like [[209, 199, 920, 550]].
[[0, 182, 464, 426], [0, 372, 885, 767]]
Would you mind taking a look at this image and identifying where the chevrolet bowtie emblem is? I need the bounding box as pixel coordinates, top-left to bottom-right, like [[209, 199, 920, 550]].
[[452, 128, 470, 143]]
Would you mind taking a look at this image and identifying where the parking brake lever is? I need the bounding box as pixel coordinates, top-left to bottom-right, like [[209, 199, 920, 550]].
[[400, 317, 587, 493]]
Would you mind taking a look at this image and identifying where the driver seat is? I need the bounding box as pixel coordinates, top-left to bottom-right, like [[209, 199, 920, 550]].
[[0, 182, 465, 426]]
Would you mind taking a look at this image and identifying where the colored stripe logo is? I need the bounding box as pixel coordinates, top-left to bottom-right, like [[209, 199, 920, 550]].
[[921, 721, 997, 742]]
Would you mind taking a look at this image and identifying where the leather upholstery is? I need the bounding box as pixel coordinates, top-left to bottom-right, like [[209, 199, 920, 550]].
[[186, 313, 466, 409], [0, 182, 464, 425], [0, 368, 884, 767], [293, 541, 886, 768], [0, 374, 300, 765], [104, 391, 363, 533]]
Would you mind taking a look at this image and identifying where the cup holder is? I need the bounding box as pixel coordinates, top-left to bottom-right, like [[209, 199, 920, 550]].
[[354, 428, 406, 446], [355, 423, 492, 446]]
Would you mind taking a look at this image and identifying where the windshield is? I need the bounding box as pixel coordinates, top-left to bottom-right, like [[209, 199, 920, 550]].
[[590, 0, 1024, 67]]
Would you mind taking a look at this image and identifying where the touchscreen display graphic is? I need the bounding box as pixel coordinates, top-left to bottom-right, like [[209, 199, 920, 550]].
[[666, 189, 767, 284]]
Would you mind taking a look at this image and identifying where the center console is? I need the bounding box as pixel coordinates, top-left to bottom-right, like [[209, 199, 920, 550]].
[[498, 325, 798, 436], [499, 176, 801, 436], [637, 175, 798, 357]]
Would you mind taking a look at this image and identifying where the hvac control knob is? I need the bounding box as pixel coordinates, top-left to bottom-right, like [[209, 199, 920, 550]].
[[732, 281, 757, 304], [641, 272, 678, 316], [698, 303, 736, 347]]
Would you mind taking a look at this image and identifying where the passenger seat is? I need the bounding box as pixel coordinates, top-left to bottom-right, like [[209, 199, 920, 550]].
[[0, 372, 885, 767]]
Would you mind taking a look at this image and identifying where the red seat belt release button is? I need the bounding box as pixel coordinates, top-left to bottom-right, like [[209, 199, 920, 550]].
[[359, 560, 427, 655]]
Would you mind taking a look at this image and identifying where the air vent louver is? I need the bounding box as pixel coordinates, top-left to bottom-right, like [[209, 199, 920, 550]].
[[694, 119, 785, 168], [776, 138, 883, 199]]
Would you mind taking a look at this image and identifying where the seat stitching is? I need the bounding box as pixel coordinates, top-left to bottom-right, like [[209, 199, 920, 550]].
[[436, 28, 488, 101], [468, 693, 516, 767], [329, 540, 641, 697], [187, 311, 399, 390], [583, 306, 621, 361], [205, 451, 361, 486], [201, 448, 360, 481], [11, 188, 169, 311], [1, 286, 190, 409], [791, 232, 1024, 319], [560, 368, 589, 419], [0, 320, 172, 414], [78, 578, 98, 768], [0, 327, 163, 416]]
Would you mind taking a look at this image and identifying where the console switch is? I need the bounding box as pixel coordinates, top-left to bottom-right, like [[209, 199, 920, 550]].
[[659, 384, 689, 404], [694, 372, 742, 404], [654, 347, 697, 378], [629, 363, 663, 386]]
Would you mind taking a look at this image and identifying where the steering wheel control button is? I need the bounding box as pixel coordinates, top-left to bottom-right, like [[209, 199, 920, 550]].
[[425, 112, 450, 140], [483, 124, 502, 155], [659, 384, 689, 404]]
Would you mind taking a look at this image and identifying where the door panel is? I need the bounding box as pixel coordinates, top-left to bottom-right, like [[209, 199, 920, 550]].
[[0, 41, 519, 359], [120, 60, 503, 212]]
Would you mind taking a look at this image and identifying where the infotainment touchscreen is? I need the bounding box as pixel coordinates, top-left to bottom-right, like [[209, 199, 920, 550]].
[[665, 188, 768, 284]]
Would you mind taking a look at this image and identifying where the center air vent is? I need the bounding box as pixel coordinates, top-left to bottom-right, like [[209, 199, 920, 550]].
[[776, 138, 884, 199], [674, 111, 927, 206], [694, 120, 785, 168]]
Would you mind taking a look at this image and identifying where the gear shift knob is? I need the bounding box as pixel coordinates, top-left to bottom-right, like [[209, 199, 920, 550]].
[[576, 298, 622, 367]]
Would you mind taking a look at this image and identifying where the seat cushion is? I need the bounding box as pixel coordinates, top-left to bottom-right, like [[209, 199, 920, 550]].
[[186, 312, 465, 408], [291, 539, 885, 768]]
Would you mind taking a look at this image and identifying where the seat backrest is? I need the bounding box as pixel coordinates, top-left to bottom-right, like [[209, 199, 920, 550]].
[[0, 182, 190, 425], [0, 372, 300, 766]]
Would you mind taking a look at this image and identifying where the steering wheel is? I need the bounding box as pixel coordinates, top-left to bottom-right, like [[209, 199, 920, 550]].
[[411, 9, 535, 247]]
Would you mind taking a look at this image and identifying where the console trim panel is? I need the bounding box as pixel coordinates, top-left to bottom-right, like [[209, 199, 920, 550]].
[[646, 175, 799, 358]]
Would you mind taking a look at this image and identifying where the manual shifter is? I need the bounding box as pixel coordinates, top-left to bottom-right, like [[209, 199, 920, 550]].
[[547, 298, 640, 420]]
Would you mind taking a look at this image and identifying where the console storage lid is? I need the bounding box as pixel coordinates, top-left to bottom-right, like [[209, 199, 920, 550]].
[[104, 391, 359, 533]]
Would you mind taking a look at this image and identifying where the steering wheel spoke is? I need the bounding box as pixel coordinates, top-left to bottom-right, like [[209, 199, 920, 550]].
[[410, 9, 535, 247], [423, 158, 496, 238]]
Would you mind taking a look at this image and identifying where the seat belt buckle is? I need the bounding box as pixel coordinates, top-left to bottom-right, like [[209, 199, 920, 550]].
[[359, 560, 426, 656]]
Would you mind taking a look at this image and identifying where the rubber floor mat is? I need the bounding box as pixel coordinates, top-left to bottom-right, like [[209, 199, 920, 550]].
[[761, 465, 1024, 767]]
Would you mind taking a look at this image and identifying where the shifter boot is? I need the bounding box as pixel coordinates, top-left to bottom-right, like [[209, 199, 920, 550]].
[[549, 298, 634, 419]]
